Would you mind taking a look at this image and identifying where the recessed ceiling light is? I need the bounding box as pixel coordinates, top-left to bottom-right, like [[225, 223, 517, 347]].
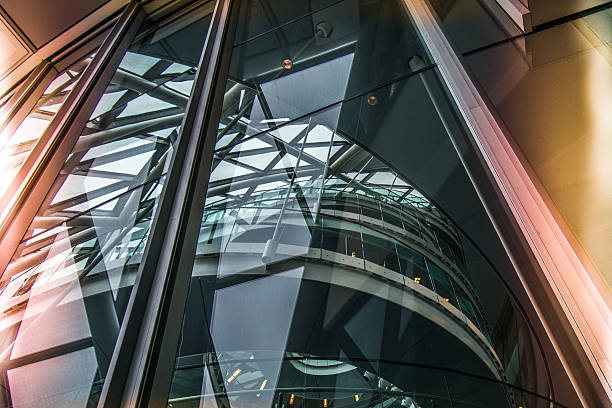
[[282, 58, 293, 69]]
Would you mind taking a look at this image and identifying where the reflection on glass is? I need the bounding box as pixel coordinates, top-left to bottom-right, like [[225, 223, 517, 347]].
[[0, 177, 165, 406], [0, 54, 96, 220], [171, 83, 547, 408], [170, 352, 556, 408], [199, 96, 487, 334], [224, 0, 431, 140], [7, 348, 99, 408], [168, 0, 554, 406], [0, 4, 213, 406]]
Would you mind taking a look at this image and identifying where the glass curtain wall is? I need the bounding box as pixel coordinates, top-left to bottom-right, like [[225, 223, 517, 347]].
[[166, 1, 556, 407], [0, 50, 99, 223], [0, 4, 213, 407], [0, 0, 596, 407]]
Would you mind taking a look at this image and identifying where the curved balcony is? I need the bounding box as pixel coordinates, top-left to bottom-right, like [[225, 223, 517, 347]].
[[194, 191, 503, 383]]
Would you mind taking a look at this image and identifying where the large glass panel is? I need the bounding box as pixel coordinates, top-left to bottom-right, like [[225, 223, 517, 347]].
[[362, 228, 401, 273], [170, 70, 553, 408], [0, 53, 97, 221], [0, 4, 214, 406], [223, 0, 432, 140], [167, 0, 561, 406], [427, 260, 460, 309]]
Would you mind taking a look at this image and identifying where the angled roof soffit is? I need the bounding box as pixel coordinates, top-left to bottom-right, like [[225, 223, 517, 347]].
[[0, 0, 129, 97]]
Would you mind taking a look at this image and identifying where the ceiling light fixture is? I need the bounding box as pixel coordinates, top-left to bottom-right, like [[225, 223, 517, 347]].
[[282, 58, 293, 69]]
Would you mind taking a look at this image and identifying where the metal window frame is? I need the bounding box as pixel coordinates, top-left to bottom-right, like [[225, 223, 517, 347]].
[[0, 62, 53, 132], [0, 10, 113, 126], [97, 0, 238, 406], [0, 30, 107, 133]]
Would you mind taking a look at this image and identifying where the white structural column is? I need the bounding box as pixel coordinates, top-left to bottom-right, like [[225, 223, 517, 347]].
[[401, 0, 612, 406]]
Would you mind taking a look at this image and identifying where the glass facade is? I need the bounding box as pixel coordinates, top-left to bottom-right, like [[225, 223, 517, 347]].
[[167, 0, 552, 406], [0, 0, 609, 407], [0, 46, 103, 226], [0, 4, 213, 406], [0, 55, 92, 196]]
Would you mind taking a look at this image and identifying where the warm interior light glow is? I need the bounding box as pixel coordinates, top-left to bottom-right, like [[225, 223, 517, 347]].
[[355, 394, 360, 402], [289, 394, 295, 405], [367, 95, 378, 105], [259, 379, 267, 390], [585, 26, 612, 292], [282, 58, 293, 69], [323, 398, 328, 407]]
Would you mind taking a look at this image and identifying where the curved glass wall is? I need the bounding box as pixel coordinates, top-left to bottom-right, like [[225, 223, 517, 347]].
[[0, 0, 593, 406], [170, 352, 558, 408], [168, 351, 558, 408], [166, 1, 555, 406], [199, 178, 488, 341], [172, 101, 551, 405]]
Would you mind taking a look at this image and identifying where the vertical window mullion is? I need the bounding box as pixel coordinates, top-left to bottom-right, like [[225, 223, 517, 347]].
[[97, 1, 239, 406]]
